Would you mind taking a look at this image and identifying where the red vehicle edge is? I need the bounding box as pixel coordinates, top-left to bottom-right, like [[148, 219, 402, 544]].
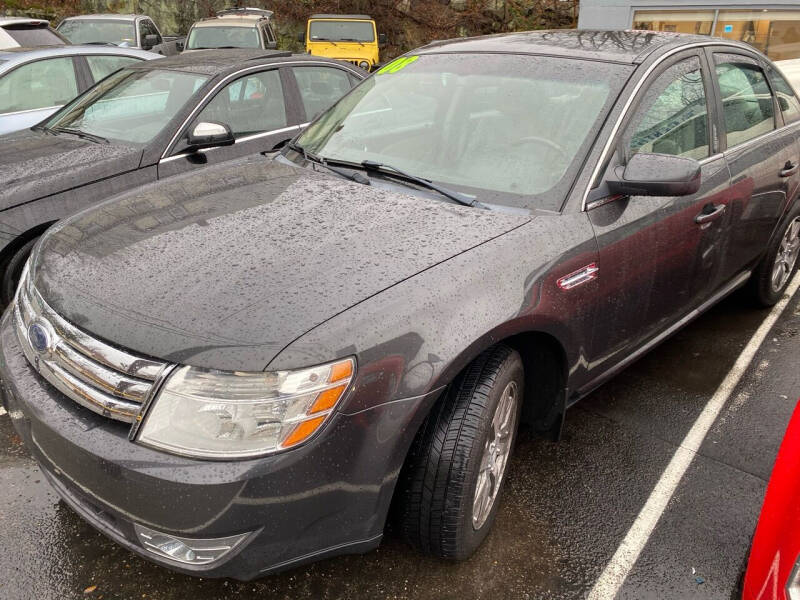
[[743, 400, 800, 600]]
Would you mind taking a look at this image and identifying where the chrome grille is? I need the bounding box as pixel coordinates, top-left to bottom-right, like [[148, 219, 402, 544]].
[[14, 271, 169, 423]]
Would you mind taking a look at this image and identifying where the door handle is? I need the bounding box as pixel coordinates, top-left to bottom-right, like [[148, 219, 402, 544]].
[[780, 161, 798, 177], [695, 203, 726, 224]]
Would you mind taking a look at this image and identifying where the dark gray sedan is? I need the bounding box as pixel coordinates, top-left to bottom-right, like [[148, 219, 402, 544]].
[[0, 49, 365, 304], [1, 31, 799, 580]]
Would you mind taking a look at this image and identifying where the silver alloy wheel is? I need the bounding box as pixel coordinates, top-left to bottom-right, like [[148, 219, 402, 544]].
[[472, 380, 519, 530], [772, 217, 800, 293]]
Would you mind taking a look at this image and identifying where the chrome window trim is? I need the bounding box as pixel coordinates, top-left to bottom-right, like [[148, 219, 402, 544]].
[[161, 60, 363, 160], [581, 41, 758, 212], [159, 123, 303, 164]]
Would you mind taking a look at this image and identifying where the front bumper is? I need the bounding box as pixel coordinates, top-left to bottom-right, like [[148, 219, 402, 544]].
[[0, 310, 437, 579]]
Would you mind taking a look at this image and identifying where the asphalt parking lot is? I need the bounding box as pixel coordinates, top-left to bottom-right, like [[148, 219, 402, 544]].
[[1, 277, 798, 600]]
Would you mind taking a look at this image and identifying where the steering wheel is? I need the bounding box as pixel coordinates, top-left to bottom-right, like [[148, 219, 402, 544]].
[[510, 136, 570, 164]]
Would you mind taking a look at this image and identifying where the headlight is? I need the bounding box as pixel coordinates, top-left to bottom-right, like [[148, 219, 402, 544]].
[[136, 357, 354, 459], [359, 60, 370, 70]]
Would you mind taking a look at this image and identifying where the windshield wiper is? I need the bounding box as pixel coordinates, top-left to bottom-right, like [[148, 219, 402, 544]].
[[360, 160, 488, 209], [313, 38, 338, 46], [339, 38, 365, 46], [53, 127, 109, 144], [288, 142, 370, 185]]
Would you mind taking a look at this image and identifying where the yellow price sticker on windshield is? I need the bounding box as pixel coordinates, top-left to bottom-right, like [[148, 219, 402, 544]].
[[377, 55, 419, 74]]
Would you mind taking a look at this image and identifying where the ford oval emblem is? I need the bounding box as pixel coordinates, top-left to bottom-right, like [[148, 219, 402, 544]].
[[28, 321, 51, 354]]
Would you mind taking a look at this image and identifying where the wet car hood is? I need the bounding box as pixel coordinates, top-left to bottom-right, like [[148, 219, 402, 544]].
[[32, 158, 530, 371], [0, 129, 143, 209]]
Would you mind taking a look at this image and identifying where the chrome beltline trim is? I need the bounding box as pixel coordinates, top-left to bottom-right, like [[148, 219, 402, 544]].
[[159, 123, 303, 164]]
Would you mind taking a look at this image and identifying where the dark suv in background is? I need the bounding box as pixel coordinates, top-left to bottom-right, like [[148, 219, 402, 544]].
[[2, 31, 799, 579]]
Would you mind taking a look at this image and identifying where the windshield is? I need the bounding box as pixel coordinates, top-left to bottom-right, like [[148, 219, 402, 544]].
[[45, 68, 209, 144], [296, 53, 631, 210], [57, 19, 136, 46], [187, 26, 259, 49], [309, 20, 375, 42]]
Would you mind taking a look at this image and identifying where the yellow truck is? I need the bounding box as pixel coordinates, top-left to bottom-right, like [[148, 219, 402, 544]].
[[299, 14, 386, 72]]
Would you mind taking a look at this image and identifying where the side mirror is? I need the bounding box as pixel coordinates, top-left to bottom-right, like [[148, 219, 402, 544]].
[[297, 32, 306, 43], [187, 122, 235, 152], [379, 33, 387, 45], [607, 152, 701, 197], [142, 34, 159, 50]]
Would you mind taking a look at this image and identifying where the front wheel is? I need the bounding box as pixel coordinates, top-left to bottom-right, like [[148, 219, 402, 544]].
[[398, 344, 523, 559], [749, 207, 800, 307]]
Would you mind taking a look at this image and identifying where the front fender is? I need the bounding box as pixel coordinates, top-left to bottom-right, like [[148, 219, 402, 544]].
[[267, 211, 600, 415]]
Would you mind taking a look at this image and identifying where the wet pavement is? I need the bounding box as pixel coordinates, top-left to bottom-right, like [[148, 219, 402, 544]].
[[1, 282, 798, 600]]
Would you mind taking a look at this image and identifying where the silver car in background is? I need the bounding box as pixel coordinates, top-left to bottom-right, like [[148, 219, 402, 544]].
[[0, 45, 161, 135]]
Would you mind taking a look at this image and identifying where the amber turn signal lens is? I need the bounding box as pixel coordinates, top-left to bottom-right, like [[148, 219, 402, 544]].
[[329, 360, 353, 382], [310, 384, 347, 414], [276, 357, 355, 450], [281, 415, 326, 448]]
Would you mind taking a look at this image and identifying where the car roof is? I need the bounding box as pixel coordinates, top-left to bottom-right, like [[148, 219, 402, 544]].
[[415, 29, 754, 64], [60, 14, 142, 22], [309, 14, 373, 21], [0, 44, 160, 65], [123, 49, 361, 76]]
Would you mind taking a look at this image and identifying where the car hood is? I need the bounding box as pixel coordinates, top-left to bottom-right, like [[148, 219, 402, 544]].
[[32, 158, 530, 371], [0, 129, 143, 209]]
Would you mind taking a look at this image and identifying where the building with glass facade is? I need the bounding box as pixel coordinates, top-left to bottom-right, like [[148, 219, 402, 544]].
[[577, 1, 800, 60]]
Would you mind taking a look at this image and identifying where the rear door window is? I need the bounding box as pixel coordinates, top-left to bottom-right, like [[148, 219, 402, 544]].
[[86, 55, 143, 82], [714, 53, 776, 147], [292, 66, 354, 120], [0, 57, 79, 114], [196, 69, 287, 138]]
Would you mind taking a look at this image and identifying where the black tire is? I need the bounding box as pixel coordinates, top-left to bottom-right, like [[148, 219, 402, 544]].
[[748, 204, 800, 307], [398, 344, 524, 559], [1, 237, 37, 307]]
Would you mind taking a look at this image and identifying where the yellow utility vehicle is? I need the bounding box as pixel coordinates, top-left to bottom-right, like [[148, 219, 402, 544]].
[[299, 14, 386, 71]]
